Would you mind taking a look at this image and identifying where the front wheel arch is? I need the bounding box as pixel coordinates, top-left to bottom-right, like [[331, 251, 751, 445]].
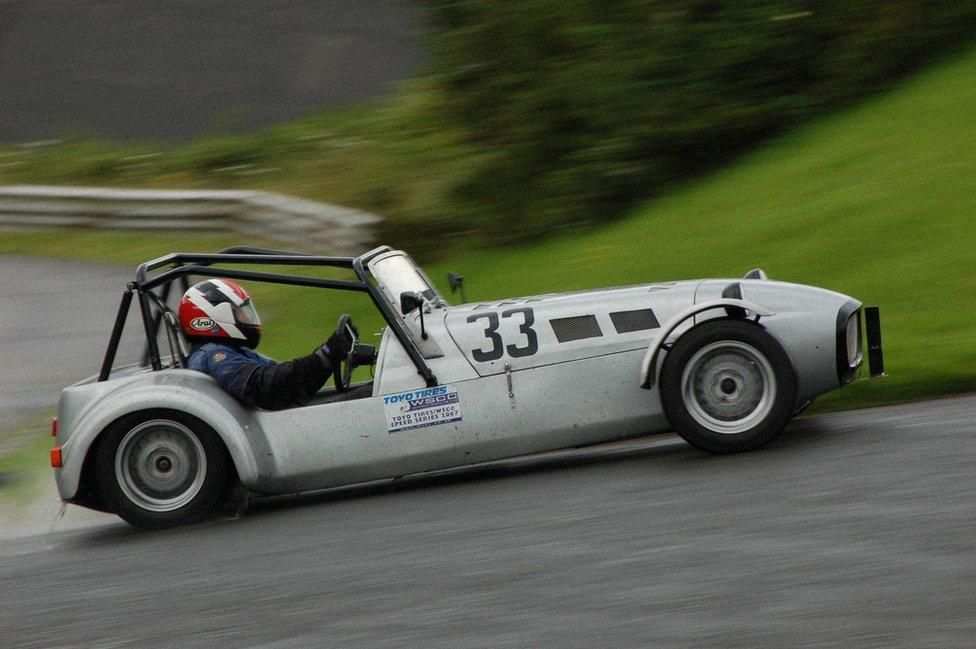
[[659, 318, 798, 453]]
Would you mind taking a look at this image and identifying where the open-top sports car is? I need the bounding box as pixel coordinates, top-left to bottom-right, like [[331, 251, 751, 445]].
[[51, 246, 884, 529]]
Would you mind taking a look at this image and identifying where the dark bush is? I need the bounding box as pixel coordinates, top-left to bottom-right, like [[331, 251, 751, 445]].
[[422, 0, 976, 244]]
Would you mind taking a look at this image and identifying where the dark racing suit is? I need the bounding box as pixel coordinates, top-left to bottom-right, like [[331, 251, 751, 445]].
[[188, 342, 332, 410]]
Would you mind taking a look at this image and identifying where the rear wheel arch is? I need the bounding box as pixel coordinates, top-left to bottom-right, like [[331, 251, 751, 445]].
[[70, 390, 257, 506], [83, 408, 240, 526]]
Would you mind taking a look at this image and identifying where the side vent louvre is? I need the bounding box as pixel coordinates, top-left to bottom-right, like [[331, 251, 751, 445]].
[[550, 315, 602, 343], [609, 308, 660, 334]]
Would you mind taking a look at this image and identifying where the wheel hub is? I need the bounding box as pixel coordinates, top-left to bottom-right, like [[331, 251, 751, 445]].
[[680, 341, 776, 435], [720, 378, 737, 395], [114, 420, 207, 513]]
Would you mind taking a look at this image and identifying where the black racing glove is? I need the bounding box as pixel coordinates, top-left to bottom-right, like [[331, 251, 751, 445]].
[[324, 325, 356, 360]]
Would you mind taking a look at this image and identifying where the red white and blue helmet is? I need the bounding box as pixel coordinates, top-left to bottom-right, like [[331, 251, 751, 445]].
[[178, 279, 261, 348]]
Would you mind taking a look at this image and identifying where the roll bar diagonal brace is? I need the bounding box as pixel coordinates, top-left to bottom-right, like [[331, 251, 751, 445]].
[[97, 246, 439, 387]]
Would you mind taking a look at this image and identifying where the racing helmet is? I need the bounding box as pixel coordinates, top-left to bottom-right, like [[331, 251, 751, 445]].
[[178, 279, 262, 348]]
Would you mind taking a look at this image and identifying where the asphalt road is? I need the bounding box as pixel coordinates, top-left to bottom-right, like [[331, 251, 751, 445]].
[[2, 395, 975, 648], [0, 256, 137, 431], [0, 0, 426, 142]]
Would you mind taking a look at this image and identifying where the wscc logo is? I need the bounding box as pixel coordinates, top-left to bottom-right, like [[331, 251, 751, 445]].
[[190, 317, 216, 331], [401, 393, 459, 412]]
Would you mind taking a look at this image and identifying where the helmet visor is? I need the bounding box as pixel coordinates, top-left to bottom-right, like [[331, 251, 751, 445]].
[[233, 299, 261, 326]]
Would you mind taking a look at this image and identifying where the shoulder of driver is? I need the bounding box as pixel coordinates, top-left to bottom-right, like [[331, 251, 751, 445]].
[[189, 342, 269, 373]]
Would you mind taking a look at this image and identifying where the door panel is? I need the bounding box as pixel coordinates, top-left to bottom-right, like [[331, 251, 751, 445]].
[[253, 349, 667, 494]]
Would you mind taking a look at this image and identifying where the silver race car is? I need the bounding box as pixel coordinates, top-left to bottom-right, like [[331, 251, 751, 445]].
[[51, 246, 884, 528]]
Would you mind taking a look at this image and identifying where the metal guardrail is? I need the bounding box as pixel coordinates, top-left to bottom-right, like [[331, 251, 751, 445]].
[[0, 185, 381, 253]]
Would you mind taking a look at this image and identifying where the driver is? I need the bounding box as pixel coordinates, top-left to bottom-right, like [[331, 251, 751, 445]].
[[178, 279, 361, 410]]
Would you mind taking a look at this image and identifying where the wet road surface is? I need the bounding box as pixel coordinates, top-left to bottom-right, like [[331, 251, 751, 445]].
[[2, 395, 975, 648]]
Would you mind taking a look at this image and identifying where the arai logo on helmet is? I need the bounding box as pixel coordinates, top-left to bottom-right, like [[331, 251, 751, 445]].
[[190, 317, 216, 331]]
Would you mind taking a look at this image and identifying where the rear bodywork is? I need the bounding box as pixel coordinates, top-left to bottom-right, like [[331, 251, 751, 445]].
[[53, 247, 882, 509]]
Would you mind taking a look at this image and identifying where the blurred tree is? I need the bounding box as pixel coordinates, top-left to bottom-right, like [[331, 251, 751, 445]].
[[423, 0, 976, 243]]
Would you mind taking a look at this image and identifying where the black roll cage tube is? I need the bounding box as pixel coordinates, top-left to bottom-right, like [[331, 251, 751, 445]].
[[98, 245, 439, 387]]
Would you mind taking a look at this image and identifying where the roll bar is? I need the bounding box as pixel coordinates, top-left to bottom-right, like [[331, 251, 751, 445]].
[[98, 245, 438, 387]]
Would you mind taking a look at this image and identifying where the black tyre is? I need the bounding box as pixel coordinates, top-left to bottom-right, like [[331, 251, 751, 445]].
[[659, 320, 797, 454], [94, 410, 229, 530]]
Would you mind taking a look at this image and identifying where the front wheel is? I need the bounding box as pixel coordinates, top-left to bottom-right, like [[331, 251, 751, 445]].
[[659, 320, 797, 453], [94, 410, 229, 529]]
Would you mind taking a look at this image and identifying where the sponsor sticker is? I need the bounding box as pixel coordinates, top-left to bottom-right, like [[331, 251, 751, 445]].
[[191, 317, 216, 331], [383, 385, 462, 433]]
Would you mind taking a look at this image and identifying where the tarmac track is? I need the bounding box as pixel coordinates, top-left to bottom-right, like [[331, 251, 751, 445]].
[[0, 256, 138, 432], [0, 0, 426, 142], [2, 257, 975, 647]]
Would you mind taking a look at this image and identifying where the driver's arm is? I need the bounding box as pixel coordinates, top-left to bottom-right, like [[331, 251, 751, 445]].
[[242, 349, 333, 410], [194, 345, 334, 411], [230, 324, 354, 410]]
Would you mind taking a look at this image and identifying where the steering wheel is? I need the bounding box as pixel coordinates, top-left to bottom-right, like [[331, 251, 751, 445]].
[[331, 314, 359, 392]]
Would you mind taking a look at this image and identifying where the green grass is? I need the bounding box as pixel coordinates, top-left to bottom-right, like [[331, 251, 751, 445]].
[[0, 230, 254, 266], [0, 418, 53, 502], [4, 46, 976, 410]]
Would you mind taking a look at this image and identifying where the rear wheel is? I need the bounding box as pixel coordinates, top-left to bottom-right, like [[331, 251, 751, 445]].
[[95, 410, 229, 529], [660, 320, 796, 453]]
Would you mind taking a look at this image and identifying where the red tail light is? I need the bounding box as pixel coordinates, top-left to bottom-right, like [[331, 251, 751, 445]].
[[51, 417, 59, 437], [50, 446, 62, 468]]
